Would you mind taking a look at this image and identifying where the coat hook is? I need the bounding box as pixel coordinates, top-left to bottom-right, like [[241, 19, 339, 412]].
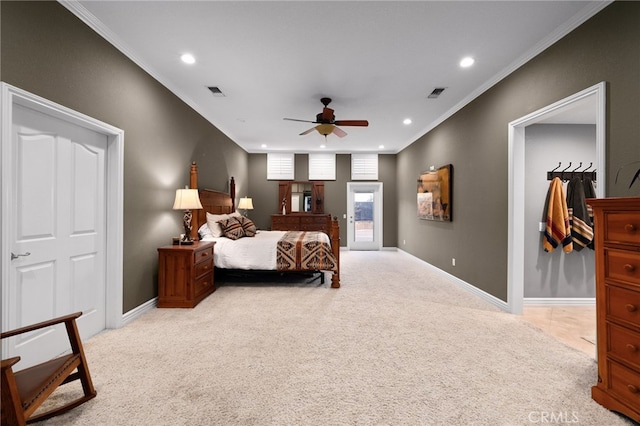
[[560, 162, 572, 180]]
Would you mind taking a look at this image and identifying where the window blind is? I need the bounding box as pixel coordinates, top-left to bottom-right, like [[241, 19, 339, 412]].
[[308, 153, 336, 180], [267, 153, 294, 180], [351, 154, 378, 180]]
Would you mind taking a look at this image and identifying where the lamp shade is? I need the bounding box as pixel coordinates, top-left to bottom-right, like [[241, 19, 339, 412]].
[[172, 189, 203, 210], [238, 197, 254, 210]]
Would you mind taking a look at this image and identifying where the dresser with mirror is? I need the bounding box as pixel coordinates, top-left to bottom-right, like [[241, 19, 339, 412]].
[[271, 181, 329, 231]]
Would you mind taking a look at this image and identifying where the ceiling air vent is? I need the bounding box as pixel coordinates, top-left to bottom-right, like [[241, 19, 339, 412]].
[[428, 87, 446, 99], [207, 86, 225, 97]]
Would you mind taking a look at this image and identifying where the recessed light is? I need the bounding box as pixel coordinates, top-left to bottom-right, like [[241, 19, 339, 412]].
[[320, 145, 326, 149], [379, 145, 385, 149], [460, 57, 474, 68], [181, 53, 196, 64], [403, 118, 412, 125], [261, 144, 267, 148]]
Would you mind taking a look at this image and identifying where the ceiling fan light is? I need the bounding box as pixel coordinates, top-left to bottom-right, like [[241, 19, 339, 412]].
[[316, 124, 334, 136]]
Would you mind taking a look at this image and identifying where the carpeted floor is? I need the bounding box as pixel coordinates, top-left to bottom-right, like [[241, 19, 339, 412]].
[[35, 250, 634, 425]]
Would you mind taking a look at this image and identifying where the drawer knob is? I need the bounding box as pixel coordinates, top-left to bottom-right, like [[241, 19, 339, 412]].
[[627, 344, 638, 353], [629, 384, 639, 394], [626, 304, 637, 312], [624, 264, 636, 273], [625, 223, 637, 233]]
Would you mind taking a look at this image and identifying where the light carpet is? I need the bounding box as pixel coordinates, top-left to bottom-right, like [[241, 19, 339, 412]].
[[36, 251, 634, 425]]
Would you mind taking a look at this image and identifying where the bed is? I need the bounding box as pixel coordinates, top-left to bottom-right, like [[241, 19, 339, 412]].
[[188, 162, 340, 288]]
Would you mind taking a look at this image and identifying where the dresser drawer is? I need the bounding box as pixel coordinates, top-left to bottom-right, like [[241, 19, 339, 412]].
[[605, 212, 640, 245], [271, 216, 296, 230], [300, 216, 325, 225], [300, 216, 328, 231], [608, 360, 640, 405], [271, 216, 288, 226], [607, 285, 640, 327], [606, 249, 640, 286], [194, 246, 213, 264], [609, 323, 640, 369]]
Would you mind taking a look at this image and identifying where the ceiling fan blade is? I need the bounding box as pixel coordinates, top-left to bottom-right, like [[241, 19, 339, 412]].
[[321, 107, 334, 122], [333, 120, 369, 127], [299, 127, 317, 136], [332, 126, 348, 138], [284, 118, 316, 124]]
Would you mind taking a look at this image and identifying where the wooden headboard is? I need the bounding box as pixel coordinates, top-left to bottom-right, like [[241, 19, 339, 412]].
[[189, 162, 236, 240]]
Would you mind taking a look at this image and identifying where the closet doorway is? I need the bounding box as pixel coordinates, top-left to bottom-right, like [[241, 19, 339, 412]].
[[507, 82, 606, 314]]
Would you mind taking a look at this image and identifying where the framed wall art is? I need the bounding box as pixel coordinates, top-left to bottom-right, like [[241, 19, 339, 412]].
[[417, 164, 452, 221]]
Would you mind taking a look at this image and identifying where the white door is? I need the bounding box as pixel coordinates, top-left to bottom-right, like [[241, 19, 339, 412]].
[[347, 182, 383, 250], [6, 103, 107, 367]]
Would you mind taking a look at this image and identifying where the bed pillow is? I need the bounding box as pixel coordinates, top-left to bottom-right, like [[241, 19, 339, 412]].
[[198, 222, 212, 239], [205, 211, 241, 237], [218, 217, 245, 240], [237, 216, 257, 237]]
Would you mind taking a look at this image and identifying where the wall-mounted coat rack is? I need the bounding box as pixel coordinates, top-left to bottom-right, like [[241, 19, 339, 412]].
[[546, 162, 596, 181]]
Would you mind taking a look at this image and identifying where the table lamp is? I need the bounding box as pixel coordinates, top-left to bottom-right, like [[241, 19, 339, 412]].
[[238, 196, 254, 217], [173, 188, 203, 244]]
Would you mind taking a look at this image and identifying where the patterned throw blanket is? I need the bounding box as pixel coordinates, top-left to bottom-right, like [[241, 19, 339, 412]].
[[543, 177, 573, 253], [276, 231, 338, 272]]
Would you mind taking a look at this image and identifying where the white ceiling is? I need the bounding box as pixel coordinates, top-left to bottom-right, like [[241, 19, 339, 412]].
[[63, 1, 608, 154]]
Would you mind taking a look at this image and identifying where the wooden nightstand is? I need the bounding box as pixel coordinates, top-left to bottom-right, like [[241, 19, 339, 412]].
[[157, 241, 215, 308]]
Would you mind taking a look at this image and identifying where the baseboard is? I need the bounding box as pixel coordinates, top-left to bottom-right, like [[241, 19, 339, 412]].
[[121, 297, 157, 326], [524, 297, 595, 306], [397, 249, 510, 312]]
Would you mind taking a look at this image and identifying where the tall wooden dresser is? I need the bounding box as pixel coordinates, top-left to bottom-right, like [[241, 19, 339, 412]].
[[590, 197, 640, 422], [157, 241, 215, 308]]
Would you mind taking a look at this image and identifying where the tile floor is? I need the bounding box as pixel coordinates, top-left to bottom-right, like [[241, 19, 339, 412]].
[[521, 305, 596, 358]]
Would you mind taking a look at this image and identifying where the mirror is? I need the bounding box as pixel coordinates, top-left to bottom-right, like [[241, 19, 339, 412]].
[[279, 181, 324, 214], [291, 182, 313, 212]]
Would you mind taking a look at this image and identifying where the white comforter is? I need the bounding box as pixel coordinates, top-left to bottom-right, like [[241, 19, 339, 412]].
[[201, 230, 332, 270]]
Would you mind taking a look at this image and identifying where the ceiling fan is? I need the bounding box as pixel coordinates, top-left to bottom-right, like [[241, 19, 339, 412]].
[[284, 97, 369, 138]]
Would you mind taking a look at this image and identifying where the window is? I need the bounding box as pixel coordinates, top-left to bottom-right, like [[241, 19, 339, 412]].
[[267, 153, 294, 180], [351, 154, 378, 180], [308, 153, 336, 180]]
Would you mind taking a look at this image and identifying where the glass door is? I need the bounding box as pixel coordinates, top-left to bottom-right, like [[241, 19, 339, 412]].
[[347, 182, 383, 250]]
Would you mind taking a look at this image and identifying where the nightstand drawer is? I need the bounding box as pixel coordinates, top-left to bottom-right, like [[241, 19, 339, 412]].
[[195, 246, 213, 264], [607, 285, 640, 327], [195, 258, 212, 277], [605, 212, 640, 245], [194, 272, 213, 296]]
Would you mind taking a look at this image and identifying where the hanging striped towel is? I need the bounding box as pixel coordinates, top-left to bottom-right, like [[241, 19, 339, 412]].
[[543, 177, 573, 253], [566, 177, 593, 251], [582, 177, 596, 250]]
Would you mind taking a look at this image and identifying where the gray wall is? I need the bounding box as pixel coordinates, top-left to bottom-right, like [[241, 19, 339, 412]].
[[247, 153, 397, 247], [524, 124, 596, 298], [2, 1, 638, 311], [397, 1, 640, 302], [1, 1, 248, 312]]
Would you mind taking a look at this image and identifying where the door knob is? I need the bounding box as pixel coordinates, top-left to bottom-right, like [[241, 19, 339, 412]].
[[11, 252, 31, 260]]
